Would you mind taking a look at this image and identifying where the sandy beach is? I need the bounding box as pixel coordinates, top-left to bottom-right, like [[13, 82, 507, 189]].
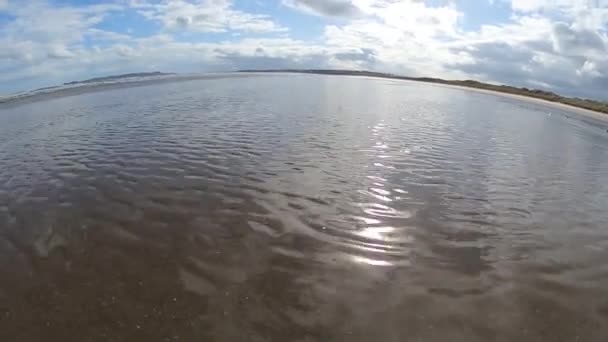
[[440, 83, 608, 125]]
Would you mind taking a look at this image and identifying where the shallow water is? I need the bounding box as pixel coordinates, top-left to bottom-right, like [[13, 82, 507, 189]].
[[1, 74, 608, 342]]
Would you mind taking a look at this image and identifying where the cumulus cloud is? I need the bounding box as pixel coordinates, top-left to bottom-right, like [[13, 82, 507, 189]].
[[1, 0, 608, 100], [112, 44, 138, 58], [551, 22, 606, 57], [0, 2, 123, 65], [334, 48, 376, 63], [318, 1, 465, 78], [508, 0, 608, 12], [577, 60, 603, 77], [448, 10, 608, 98], [135, 0, 285, 33], [282, 0, 362, 17], [47, 45, 76, 59], [86, 28, 132, 42]]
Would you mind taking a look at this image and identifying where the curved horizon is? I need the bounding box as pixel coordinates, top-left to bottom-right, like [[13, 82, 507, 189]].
[[1, 0, 607, 99]]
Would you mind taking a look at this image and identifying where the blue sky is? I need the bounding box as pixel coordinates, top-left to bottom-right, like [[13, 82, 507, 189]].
[[1, 0, 607, 99]]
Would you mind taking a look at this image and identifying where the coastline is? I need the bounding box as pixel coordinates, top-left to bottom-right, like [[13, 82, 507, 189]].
[[431, 81, 608, 125], [240, 70, 608, 125], [3, 70, 607, 127], [0, 74, 245, 109]]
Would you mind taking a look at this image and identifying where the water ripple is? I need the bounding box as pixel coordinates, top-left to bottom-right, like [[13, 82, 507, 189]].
[[1, 74, 608, 341]]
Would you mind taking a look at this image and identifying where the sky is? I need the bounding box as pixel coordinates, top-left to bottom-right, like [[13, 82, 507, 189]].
[[1, 0, 607, 99]]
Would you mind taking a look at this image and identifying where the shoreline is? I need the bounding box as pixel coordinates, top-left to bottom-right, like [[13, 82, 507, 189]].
[[240, 70, 608, 125], [0, 74, 244, 109], [3, 70, 608, 127], [429, 81, 608, 125]]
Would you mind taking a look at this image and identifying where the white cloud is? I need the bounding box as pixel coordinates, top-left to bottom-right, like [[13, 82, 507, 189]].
[[551, 22, 606, 57], [112, 44, 139, 57], [319, 1, 467, 77], [86, 28, 132, 42], [0, 1, 123, 65], [508, 0, 608, 12], [508, 0, 596, 12], [47, 45, 76, 59], [282, 0, 362, 17], [279, 1, 591, 96], [577, 60, 603, 77], [507, 0, 608, 29], [1, 0, 608, 99], [448, 11, 608, 98], [135, 0, 285, 33]]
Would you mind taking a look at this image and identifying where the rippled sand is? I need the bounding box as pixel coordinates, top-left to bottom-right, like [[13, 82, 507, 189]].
[[1, 74, 608, 342]]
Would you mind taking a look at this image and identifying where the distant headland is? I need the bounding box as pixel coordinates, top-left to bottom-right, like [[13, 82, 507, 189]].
[[63, 72, 175, 86]]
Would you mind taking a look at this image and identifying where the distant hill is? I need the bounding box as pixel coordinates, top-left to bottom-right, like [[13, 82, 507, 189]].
[[64, 72, 175, 85], [239, 69, 608, 116]]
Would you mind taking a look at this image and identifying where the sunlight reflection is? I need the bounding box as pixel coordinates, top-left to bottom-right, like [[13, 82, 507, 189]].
[[348, 120, 416, 268], [353, 216, 382, 225], [358, 190, 393, 202], [370, 187, 391, 196], [357, 226, 395, 240], [352, 256, 393, 267], [367, 175, 387, 182]]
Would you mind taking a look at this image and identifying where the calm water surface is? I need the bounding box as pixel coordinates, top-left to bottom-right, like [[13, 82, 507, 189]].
[[1, 74, 608, 341]]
